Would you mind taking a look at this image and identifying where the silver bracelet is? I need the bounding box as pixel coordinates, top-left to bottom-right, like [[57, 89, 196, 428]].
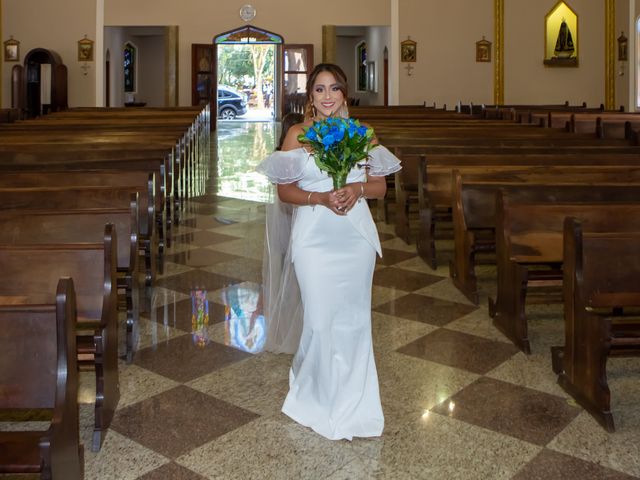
[[358, 182, 365, 202]]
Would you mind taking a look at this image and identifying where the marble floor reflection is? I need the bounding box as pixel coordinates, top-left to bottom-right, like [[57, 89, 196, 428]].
[[72, 121, 640, 478]]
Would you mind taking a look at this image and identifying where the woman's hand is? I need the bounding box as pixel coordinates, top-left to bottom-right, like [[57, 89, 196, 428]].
[[334, 183, 362, 213], [318, 191, 347, 216]]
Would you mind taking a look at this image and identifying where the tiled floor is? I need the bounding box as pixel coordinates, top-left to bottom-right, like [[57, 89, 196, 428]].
[[6, 122, 639, 479]]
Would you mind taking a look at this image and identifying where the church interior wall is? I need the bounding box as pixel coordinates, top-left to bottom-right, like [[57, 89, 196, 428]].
[[398, 0, 494, 108], [1, 0, 635, 110], [1, 0, 97, 108], [134, 34, 165, 107], [364, 26, 390, 106], [505, 0, 604, 107], [104, 0, 391, 106], [336, 34, 363, 102]]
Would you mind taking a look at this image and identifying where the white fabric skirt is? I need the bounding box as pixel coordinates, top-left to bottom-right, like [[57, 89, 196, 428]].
[[281, 202, 384, 440]]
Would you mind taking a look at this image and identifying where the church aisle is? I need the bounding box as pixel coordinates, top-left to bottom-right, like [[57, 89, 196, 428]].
[[77, 122, 640, 480]]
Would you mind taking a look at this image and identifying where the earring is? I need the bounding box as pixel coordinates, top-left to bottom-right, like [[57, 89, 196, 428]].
[[341, 101, 349, 119]]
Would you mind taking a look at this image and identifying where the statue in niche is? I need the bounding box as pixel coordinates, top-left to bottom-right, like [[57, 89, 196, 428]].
[[554, 19, 575, 58]]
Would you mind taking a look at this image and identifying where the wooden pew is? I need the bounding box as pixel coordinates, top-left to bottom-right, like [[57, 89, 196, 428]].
[[554, 217, 640, 432], [489, 195, 640, 353], [0, 105, 211, 224], [0, 278, 83, 479], [450, 173, 640, 304], [406, 154, 640, 267], [0, 169, 165, 258], [0, 148, 173, 239], [0, 186, 157, 286], [0, 108, 21, 123], [0, 225, 119, 452], [0, 203, 140, 363]]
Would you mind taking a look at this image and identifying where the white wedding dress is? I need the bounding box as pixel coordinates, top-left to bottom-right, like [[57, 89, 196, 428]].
[[257, 145, 401, 440]]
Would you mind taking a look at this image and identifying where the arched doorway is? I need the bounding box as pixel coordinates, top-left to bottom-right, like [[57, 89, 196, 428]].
[[214, 25, 284, 123], [13, 48, 67, 118]]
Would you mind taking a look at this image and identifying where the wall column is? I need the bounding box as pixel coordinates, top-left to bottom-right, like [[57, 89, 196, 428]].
[[605, 0, 616, 109], [164, 25, 179, 107], [0, 0, 3, 108], [95, 0, 104, 106], [630, 0, 637, 111], [390, 0, 399, 105], [494, 0, 504, 105], [322, 25, 336, 64]]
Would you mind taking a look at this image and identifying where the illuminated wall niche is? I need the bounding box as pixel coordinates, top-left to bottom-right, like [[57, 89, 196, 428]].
[[544, 1, 578, 67]]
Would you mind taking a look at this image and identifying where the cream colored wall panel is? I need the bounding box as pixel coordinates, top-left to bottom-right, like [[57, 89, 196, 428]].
[[2, 0, 97, 108], [505, 0, 604, 106], [398, 0, 494, 108]]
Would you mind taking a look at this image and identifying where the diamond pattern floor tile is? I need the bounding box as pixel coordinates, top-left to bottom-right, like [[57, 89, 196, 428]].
[[111, 385, 260, 459], [431, 377, 581, 446], [133, 334, 252, 383], [397, 328, 520, 375]]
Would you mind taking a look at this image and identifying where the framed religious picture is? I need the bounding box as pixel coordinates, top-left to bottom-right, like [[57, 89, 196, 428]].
[[476, 37, 491, 62], [78, 36, 94, 62], [3, 37, 19, 62], [400, 38, 417, 63]]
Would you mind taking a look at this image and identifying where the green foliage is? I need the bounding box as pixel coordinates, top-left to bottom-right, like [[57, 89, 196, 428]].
[[217, 44, 274, 90], [298, 117, 378, 189]]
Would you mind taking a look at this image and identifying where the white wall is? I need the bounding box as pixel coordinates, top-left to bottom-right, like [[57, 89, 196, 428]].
[[136, 35, 165, 107], [104, 27, 165, 107], [365, 26, 390, 106], [337, 26, 390, 106], [336, 34, 363, 99]]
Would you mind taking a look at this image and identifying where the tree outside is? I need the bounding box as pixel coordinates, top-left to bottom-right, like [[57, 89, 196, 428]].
[[218, 44, 274, 111]]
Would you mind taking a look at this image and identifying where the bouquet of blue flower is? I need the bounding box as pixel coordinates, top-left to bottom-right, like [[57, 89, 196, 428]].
[[298, 117, 377, 190]]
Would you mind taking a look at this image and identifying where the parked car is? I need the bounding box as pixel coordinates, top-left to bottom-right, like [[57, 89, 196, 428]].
[[217, 85, 247, 120]]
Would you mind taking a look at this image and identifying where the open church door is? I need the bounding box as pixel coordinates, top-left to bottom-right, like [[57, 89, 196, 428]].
[[282, 44, 313, 117]]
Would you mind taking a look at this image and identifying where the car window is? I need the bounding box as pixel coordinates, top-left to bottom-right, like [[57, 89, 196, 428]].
[[218, 90, 230, 99]]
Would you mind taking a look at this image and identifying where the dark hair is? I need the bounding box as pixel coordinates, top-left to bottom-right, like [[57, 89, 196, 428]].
[[276, 112, 304, 150], [304, 63, 348, 119]]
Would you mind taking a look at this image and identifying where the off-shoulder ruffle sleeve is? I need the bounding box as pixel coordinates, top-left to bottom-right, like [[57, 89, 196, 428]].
[[367, 145, 402, 176], [256, 148, 309, 184]]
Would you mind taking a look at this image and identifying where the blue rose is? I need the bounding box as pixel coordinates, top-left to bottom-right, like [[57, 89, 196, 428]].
[[322, 134, 335, 150], [357, 126, 368, 137], [305, 129, 317, 141], [332, 126, 345, 142]]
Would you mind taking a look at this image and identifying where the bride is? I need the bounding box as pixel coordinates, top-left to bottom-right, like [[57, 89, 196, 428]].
[[257, 63, 401, 441]]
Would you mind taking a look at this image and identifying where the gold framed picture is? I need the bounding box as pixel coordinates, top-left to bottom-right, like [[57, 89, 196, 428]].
[[78, 36, 94, 61], [476, 37, 491, 62], [400, 39, 417, 63], [3, 37, 20, 62]]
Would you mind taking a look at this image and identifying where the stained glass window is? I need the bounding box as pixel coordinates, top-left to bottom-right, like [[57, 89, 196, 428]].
[[124, 42, 136, 93], [357, 42, 367, 92], [215, 26, 283, 45]]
